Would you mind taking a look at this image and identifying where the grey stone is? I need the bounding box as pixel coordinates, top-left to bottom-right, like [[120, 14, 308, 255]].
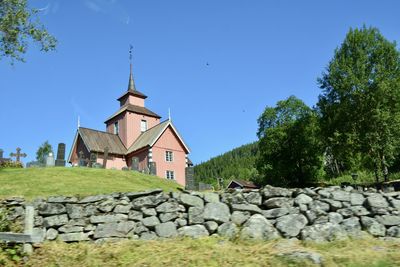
[[58, 232, 90, 242], [66, 204, 84, 219], [275, 214, 308, 238], [331, 191, 350, 202], [47, 196, 78, 203], [156, 201, 181, 213], [231, 204, 262, 214], [79, 195, 107, 203], [300, 222, 348, 242], [98, 199, 116, 212], [114, 204, 132, 214], [83, 205, 97, 217], [38, 203, 66, 215], [221, 192, 247, 204], [350, 193, 365, 206], [159, 212, 179, 223], [179, 194, 204, 208], [142, 216, 160, 228], [90, 214, 128, 224], [376, 215, 400, 226], [389, 198, 400, 209], [321, 199, 342, 211], [46, 228, 58, 240], [360, 216, 386, 237], [217, 222, 239, 239], [126, 189, 163, 199], [304, 210, 318, 223], [188, 207, 204, 225], [43, 214, 68, 227], [278, 251, 323, 265], [387, 226, 400, 237], [155, 222, 177, 238], [203, 202, 230, 223], [294, 194, 313, 205], [262, 185, 292, 198], [140, 231, 158, 240], [328, 212, 343, 224], [128, 210, 143, 221], [131, 193, 167, 209], [134, 222, 149, 234], [178, 225, 209, 238], [231, 211, 250, 225], [141, 207, 157, 216], [34, 216, 43, 227], [175, 218, 187, 227], [341, 217, 361, 234], [366, 194, 389, 209], [94, 221, 135, 238], [317, 189, 331, 198], [204, 221, 219, 233], [203, 193, 220, 203], [240, 214, 280, 240], [337, 208, 353, 218], [244, 191, 262, 205], [369, 207, 390, 215], [84, 224, 96, 231], [58, 225, 84, 233], [262, 208, 290, 219], [263, 197, 294, 209], [308, 200, 330, 213], [350, 206, 370, 216], [314, 216, 329, 224]]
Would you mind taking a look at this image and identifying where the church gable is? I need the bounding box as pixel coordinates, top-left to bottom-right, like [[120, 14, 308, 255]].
[[153, 125, 189, 153]]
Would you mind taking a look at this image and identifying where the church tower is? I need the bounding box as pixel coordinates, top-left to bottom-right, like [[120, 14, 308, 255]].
[[104, 58, 161, 148]]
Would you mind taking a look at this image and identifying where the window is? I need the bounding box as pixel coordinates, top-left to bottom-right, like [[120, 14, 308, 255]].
[[166, 170, 175, 180], [141, 120, 147, 132], [114, 122, 119, 135], [165, 151, 173, 162]]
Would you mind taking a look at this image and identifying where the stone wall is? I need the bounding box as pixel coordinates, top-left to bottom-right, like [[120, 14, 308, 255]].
[[1, 185, 400, 243]]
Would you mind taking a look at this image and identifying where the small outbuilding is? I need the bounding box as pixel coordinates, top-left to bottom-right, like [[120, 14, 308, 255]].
[[227, 179, 259, 189]]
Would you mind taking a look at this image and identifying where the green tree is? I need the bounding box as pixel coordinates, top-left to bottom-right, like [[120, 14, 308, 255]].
[[36, 141, 53, 164], [317, 26, 400, 182], [256, 96, 323, 187], [0, 0, 57, 63]]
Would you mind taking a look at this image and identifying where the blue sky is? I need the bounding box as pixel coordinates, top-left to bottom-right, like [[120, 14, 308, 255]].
[[1, 0, 400, 165]]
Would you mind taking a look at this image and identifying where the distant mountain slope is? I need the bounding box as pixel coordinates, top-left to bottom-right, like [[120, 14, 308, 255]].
[[194, 141, 259, 186]]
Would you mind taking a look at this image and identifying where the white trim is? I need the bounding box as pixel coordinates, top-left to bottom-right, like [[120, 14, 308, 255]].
[[150, 121, 191, 153]]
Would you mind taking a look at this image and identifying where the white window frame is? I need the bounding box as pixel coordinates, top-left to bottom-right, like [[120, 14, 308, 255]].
[[165, 150, 173, 162], [166, 170, 175, 180], [140, 120, 147, 132], [114, 121, 119, 135]]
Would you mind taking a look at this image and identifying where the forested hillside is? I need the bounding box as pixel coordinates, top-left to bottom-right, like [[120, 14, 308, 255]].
[[194, 142, 259, 186]]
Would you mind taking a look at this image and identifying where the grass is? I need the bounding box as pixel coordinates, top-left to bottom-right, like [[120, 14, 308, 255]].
[[0, 167, 181, 200], [0, 236, 396, 267]]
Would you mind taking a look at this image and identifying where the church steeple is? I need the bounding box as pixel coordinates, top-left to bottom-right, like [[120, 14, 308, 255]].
[[128, 45, 136, 91]]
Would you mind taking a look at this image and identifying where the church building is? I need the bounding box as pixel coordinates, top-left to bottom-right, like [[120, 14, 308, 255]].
[[68, 62, 191, 186]]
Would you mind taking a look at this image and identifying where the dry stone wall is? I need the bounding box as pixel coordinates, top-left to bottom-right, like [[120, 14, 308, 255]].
[[2, 186, 400, 243]]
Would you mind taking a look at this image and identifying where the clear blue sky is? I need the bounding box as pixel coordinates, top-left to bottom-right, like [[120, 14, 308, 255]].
[[1, 0, 400, 165]]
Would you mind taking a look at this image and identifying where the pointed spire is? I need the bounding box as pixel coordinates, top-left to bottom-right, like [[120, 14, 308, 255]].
[[168, 108, 171, 121], [128, 45, 136, 91], [77, 116, 80, 128]]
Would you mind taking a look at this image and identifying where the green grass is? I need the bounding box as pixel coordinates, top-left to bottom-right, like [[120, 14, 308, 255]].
[[0, 167, 181, 200], [0, 236, 394, 267]]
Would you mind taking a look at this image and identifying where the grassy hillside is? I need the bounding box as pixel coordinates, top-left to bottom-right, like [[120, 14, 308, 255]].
[[0, 167, 181, 199], [194, 141, 259, 186], [2, 237, 399, 266]]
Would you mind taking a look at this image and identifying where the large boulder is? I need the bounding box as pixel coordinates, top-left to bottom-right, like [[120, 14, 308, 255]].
[[360, 216, 386, 237], [263, 197, 294, 209], [38, 203, 66, 215], [300, 222, 347, 242], [231, 211, 250, 226], [376, 215, 400, 226], [231, 204, 262, 214], [262, 186, 293, 198], [90, 214, 128, 224], [178, 225, 209, 238], [203, 193, 220, 203], [217, 222, 239, 239], [350, 193, 365, 206], [275, 214, 308, 238], [188, 207, 204, 225], [58, 232, 90, 242], [262, 208, 290, 219], [142, 216, 160, 228], [341, 217, 362, 235], [156, 201, 181, 213], [43, 214, 68, 228], [131, 193, 167, 209], [155, 222, 177, 238], [244, 192, 262, 205], [179, 194, 204, 208], [366, 194, 389, 209], [203, 202, 230, 223], [240, 214, 280, 240], [331, 191, 350, 202], [387, 226, 400, 238], [94, 221, 135, 238], [66, 204, 84, 219], [294, 194, 313, 205]]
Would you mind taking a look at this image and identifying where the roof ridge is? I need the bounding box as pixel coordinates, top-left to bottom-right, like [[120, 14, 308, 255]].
[[79, 127, 119, 137]]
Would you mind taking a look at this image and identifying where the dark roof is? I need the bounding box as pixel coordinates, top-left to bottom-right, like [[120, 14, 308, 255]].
[[78, 127, 127, 155], [117, 89, 147, 101], [228, 179, 259, 189], [104, 104, 161, 123]]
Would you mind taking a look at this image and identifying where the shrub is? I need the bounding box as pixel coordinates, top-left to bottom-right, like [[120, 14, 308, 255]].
[[0, 161, 23, 169]]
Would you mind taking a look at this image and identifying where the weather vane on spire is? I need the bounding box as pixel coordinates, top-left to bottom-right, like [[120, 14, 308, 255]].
[[129, 44, 133, 64], [128, 44, 136, 91]]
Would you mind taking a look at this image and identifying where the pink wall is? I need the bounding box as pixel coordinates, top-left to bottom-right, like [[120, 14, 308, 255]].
[[70, 135, 90, 166], [106, 113, 128, 148], [96, 154, 127, 169], [121, 95, 145, 107], [129, 149, 149, 171], [152, 126, 187, 186], [125, 112, 160, 148]]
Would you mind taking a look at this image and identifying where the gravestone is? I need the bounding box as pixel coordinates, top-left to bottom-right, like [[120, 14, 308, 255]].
[[185, 167, 196, 190], [55, 143, 66, 167], [199, 182, 213, 191], [131, 157, 139, 171], [102, 147, 109, 168], [0, 149, 3, 159], [89, 153, 97, 168], [10, 147, 27, 163], [78, 151, 88, 167], [45, 152, 55, 167], [149, 162, 157, 175]]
